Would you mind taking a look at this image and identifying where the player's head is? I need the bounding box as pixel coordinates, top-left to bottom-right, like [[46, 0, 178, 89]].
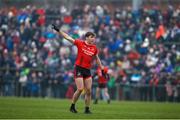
[[85, 32, 96, 44]]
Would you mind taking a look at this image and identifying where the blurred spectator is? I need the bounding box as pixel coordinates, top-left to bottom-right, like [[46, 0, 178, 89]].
[[3, 70, 13, 96], [0, 3, 179, 101]]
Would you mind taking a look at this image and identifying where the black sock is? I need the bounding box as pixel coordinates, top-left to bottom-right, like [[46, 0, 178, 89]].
[[85, 106, 89, 111], [71, 103, 75, 108]]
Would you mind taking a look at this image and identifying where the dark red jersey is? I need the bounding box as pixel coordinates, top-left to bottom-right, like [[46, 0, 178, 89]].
[[74, 39, 98, 69]]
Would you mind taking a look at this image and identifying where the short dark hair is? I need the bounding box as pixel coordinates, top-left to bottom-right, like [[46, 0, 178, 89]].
[[85, 32, 96, 38]]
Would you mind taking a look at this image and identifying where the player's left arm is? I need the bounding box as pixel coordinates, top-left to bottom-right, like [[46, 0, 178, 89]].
[[95, 54, 109, 78], [95, 54, 104, 70]]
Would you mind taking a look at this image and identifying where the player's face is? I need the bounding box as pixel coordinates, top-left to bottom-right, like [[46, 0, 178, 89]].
[[86, 36, 96, 44]]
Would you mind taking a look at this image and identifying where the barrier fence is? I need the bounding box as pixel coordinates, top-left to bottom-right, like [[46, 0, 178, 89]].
[[0, 68, 179, 102]]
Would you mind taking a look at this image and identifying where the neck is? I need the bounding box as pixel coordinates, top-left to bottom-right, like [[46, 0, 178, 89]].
[[85, 41, 91, 45]]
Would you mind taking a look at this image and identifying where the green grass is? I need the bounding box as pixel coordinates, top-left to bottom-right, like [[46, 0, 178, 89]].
[[0, 97, 180, 119]]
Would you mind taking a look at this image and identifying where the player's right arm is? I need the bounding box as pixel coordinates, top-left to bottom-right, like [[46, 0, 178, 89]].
[[52, 24, 75, 44]]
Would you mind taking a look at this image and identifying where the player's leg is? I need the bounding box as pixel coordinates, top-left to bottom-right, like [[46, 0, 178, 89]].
[[72, 77, 84, 103], [70, 77, 84, 113], [84, 77, 92, 114], [104, 87, 110, 104], [94, 87, 100, 104]]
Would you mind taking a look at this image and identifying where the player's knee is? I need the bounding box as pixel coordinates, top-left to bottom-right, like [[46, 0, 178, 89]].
[[77, 88, 83, 93], [86, 89, 91, 96]]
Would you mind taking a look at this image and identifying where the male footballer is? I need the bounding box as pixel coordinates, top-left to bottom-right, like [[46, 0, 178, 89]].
[[52, 24, 104, 114]]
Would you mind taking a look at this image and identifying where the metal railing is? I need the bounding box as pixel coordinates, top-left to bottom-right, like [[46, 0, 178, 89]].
[[0, 68, 179, 102]]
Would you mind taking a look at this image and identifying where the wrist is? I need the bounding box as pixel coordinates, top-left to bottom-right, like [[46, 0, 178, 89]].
[[100, 66, 104, 70]]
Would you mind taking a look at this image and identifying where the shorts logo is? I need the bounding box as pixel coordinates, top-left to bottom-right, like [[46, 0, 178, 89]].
[[77, 72, 81, 76]]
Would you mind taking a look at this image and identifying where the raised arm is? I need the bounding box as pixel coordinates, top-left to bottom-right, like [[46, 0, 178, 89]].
[[52, 24, 75, 44]]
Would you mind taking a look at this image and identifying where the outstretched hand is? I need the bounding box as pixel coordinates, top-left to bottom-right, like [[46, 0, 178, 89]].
[[52, 24, 59, 32]]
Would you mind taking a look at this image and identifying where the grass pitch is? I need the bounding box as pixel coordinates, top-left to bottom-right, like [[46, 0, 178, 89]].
[[0, 97, 179, 119]]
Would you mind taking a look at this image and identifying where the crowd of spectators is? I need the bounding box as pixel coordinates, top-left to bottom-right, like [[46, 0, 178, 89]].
[[0, 4, 179, 101]]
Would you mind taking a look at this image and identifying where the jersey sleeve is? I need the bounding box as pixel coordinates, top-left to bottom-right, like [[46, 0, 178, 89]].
[[74, 39, 82, 47]]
